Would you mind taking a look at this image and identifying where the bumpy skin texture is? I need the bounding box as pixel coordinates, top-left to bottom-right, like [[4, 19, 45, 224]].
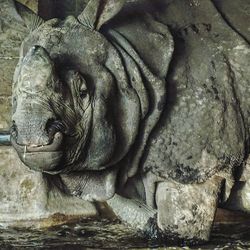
[[10, 0, 250, 243], [143, 0, 250, 184]]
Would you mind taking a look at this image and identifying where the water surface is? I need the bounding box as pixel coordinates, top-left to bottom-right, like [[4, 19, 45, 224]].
[[1, 217, 250, 249]]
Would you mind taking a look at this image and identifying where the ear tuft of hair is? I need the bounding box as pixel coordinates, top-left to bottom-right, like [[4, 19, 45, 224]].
[[15, 1, 44, 32], [78, 0, 125, 30]]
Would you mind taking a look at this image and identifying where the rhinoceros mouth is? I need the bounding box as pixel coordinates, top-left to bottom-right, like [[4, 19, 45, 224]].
[[11, 132, 64, 172]]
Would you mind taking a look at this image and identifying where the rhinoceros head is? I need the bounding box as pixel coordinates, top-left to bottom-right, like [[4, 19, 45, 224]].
[[12, 44, 97, 173], [11, 0, 134, 174], [11, 0, 173, 201]]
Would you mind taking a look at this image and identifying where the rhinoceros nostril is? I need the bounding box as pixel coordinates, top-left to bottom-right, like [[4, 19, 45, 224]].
[[46, 119, 65, 139]]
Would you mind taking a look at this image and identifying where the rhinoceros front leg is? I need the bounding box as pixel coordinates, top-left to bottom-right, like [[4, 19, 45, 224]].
[[225, 156, 250, 212], [107, 194, 157, 231], [156, 176, 223, 242]]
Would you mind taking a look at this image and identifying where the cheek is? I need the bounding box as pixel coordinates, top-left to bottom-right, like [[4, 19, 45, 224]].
[[73, 94, 91, 116]]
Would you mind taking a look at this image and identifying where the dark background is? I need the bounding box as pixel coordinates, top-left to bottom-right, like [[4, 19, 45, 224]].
[[39, 0, 88, 20]]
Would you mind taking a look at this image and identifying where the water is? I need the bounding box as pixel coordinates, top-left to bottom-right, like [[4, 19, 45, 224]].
[[1, 218, 250, 249], [0, 133, 11, 146]]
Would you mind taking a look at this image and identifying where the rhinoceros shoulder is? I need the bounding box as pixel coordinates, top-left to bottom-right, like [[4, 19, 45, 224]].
[[106, 11, 174, 79]]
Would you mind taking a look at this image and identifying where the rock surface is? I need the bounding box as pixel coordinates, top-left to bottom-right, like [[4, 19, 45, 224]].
[[0, 147, 98, 227], [0, 0, 28, 129]]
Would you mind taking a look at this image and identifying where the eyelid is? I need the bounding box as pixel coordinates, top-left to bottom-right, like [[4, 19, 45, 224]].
[[79, 76, 88, 91], [80, 84, 87, 91]]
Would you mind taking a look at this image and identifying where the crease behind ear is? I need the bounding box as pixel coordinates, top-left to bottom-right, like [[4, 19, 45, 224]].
[[78, 0, 125, 30], [15, 1, 44, 32]]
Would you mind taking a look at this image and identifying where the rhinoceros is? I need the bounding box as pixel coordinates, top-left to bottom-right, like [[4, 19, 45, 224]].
[[10, 0, 250, 243]]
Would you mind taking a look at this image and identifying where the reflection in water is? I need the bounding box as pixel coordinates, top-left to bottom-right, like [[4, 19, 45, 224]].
[[1, 218, 250, 249], [0, 133, 11, 146]]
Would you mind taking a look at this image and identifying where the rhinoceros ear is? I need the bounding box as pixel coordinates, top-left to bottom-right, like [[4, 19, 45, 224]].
[[15, 1, 44, 31], [78, 0, 125, 30]]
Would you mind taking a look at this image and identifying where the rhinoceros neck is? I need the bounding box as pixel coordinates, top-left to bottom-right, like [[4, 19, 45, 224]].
[[105, 26, 173, 181], [59, 167, 118, 202]]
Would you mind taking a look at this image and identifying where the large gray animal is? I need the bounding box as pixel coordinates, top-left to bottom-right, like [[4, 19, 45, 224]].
[[10, 0, 250, 243]]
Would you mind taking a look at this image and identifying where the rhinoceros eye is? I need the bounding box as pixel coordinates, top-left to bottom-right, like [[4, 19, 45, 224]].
[[79, 82, 88, 99]]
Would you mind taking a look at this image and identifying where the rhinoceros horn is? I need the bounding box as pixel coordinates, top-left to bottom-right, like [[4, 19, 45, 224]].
[[78, 0, 125, 30]]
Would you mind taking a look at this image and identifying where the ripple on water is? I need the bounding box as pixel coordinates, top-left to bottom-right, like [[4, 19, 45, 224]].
[[1, 218, 250, 249]]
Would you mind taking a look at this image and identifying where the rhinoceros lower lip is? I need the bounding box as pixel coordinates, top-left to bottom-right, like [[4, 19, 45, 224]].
[[11, 132, 64, 172], [10, 132, 64, 172], [11, 132, 63, 153], [18, 151, 63, 172]]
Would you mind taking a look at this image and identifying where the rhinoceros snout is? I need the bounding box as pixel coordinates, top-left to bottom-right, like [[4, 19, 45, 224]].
[[11, 119, 65, 172], [11, 118, 64, 147]]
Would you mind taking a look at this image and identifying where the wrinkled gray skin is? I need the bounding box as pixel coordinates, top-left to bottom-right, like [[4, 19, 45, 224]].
[[11, 0, 250, 244]]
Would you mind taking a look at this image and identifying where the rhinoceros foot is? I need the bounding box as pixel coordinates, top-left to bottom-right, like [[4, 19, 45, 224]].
[[107, 175, 223, 243], [155, 176, 223, 242]]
